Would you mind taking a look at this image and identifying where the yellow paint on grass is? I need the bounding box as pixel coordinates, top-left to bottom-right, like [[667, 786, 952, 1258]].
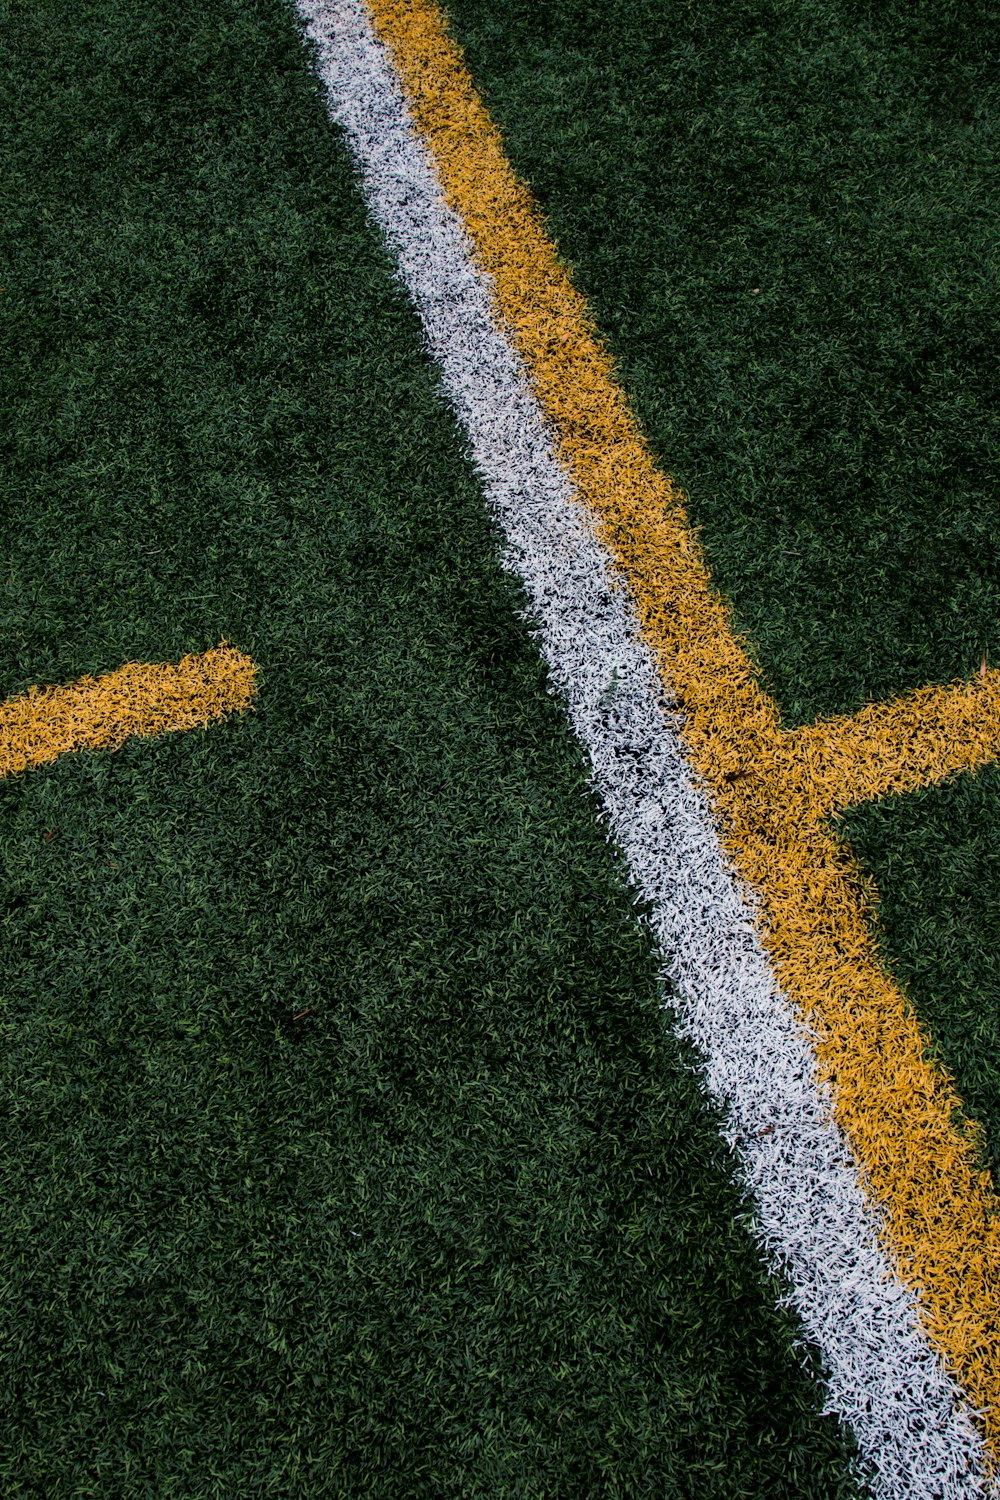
[[0, 643, 256, 781], [367, 0, 1000, 1446], [778, 670, 1000, 817]]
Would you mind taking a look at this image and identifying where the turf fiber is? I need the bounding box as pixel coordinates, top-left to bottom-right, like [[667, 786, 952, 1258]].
[[841, 768, 1000, 1175], [0, 0, 862, 1493], [441, 0, 1000, 1183]]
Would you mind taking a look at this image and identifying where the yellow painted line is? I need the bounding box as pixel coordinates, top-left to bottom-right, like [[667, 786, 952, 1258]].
[[367, 0, 1000, 1448], [777, 669, 1000, 817], [0, 643, 256, 781]]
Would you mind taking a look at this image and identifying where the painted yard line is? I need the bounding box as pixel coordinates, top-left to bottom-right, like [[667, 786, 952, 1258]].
[[777, 672, 1000, 817], [291, 2, 993, 1494], [0, 644, 256, 780], [347, 0, 1000, 1458]]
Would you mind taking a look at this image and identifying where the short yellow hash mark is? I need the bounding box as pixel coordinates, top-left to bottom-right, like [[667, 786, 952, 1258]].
[[368, 0, 1000, 1448], [777, 671, 1000, 817], [0, 643, 256, 781]]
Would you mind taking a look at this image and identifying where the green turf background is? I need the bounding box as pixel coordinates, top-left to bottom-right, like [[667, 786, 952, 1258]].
[[841, 766, 1000, 1170], [0, 0, 862, 1493], [443, 0, 1000, 726], [442, 0, 1000, 1181]]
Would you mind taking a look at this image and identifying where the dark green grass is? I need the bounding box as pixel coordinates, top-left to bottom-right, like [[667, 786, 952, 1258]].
[[442, 0, 1000, 1181], [841, 769, 1000, 1174], [0, 0, 862, 1493], [444, 0, 1000, 728]]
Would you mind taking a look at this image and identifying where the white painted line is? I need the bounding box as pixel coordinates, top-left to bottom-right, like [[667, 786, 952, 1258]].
[[291, 2, 993, 1493]]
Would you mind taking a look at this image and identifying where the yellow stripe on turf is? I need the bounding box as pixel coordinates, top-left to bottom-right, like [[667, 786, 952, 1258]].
[[366, 0, 1000, 1449], [0, 643, 256, 780], [777, 670, 1000, 817]]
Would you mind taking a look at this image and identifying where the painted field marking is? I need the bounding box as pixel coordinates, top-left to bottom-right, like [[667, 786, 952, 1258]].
[[355, 0, 1000, 1455], [778, 673, 1000, 815], [0, 643, 256, 780], [293, 1, 1000, 1490]]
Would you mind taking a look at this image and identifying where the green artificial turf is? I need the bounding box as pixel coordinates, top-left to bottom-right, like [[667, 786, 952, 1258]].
[[0, 0, 863, 1494], [841, 768, 1000, 1176], [443, 0, 1000, 728], [442, 0, 1000, 1181]]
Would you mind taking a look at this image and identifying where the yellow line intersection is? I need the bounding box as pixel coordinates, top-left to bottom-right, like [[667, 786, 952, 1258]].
[[367, 0, 1000, 1450]]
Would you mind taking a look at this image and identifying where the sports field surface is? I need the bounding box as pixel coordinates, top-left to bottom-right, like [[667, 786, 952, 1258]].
[[2, 2, 999, 1496]]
